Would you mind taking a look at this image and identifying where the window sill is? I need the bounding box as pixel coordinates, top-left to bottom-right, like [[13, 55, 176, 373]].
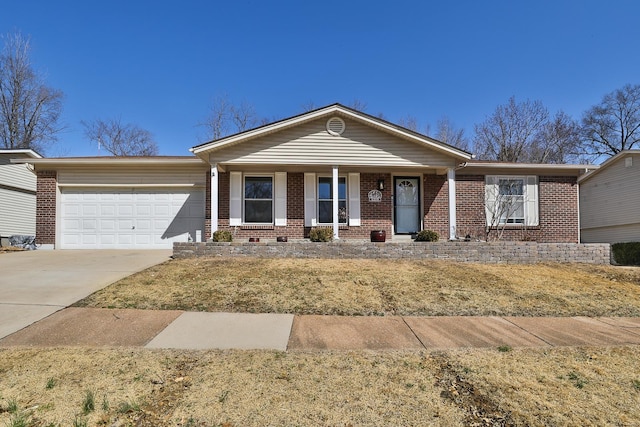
[[240, 225, 274, 230], [487, 225, 540, 229]]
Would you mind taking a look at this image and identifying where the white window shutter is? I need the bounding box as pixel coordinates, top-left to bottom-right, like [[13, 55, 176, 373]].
[[525, 176, 539, 226], [229, 172, 242, 226], [274, 172, 287, 226], [304, 173, 316, 227], [348, 173, 361, 226], [484, 176, 498, 226]]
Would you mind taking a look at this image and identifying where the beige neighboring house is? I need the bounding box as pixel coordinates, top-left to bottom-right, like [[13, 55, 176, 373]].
[[579, 150, 640, 243], [0, 149, 42, 245]]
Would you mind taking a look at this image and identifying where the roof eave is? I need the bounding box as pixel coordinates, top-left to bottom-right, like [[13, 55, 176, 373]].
[[462, 162, 599, 177], [11, 157, 208, 168]]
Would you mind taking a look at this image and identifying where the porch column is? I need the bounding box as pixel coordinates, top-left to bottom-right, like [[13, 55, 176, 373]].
[[332, 165, 339, 240], [447, 168, 457, 240], [211, 164, 218, 237]]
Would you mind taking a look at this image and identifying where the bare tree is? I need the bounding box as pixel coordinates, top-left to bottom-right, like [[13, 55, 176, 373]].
[[200, 96, 263, 141], [82, 118, 158, 156], [300, 101, 317, 112], [434, 116, 469, 151], [0, 32, 63, 153], [534, 112, 582, 163], [397, 114, 419, 132], [231, 101, 259, 133], [201, 94, 232, 141], [347, 99, 368, 112], [580, 84, 640, 159], [473, 96, 578, 163]]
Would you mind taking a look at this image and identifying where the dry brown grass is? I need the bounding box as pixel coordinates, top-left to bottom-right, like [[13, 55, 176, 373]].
[[76, 258, 640, 317], [0, 246, 24, 254], [445, 345, 640, 426], [1, 346, 639, 426]]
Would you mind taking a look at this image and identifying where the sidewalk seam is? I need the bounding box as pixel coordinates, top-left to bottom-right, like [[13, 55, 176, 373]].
[[501, 317, 555, 347], [401, 316, 428, 350]]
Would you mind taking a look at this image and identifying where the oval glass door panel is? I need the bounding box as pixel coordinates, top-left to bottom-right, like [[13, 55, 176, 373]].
[[394, 178, 420, 234]]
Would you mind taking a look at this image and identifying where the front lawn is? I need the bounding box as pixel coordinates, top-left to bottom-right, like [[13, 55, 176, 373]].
[[75, 258, 640, 317]]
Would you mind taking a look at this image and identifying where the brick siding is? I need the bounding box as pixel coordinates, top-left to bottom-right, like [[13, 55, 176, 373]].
[[35, 170, 57, 245], [211, 172, 580, 243], [423, 174, 450, 239], [455, 174, 579, 243]]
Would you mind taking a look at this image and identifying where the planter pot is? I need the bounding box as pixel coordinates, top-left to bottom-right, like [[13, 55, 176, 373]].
[[276, 236, 288, 242], [370, 230, 386, 242]]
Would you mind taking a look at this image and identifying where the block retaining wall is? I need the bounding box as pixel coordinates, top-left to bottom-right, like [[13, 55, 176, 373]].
[[173, 241, 611, 264]]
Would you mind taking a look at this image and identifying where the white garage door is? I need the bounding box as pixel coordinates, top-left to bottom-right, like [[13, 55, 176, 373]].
[[60, 189, 205, 249]]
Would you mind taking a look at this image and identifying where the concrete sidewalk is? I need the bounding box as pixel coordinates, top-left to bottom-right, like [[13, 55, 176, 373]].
[[2, 307, 640, 351]]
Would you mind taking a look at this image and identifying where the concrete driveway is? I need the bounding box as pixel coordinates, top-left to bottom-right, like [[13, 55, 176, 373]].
[[0, 249, 171, 339]]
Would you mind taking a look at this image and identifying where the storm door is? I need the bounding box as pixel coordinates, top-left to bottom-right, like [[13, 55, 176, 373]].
[[394, 177, 421, 234]]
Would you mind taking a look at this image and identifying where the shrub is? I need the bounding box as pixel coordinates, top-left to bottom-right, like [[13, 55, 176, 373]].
[[212, 230, 233, 242], [612, 242, 640, 265], [309, 227, 333, 242], [414, 230, 439, 242]]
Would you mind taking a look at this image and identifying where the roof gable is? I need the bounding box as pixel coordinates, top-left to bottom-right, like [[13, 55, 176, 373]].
[[191, 104, 472, 165]]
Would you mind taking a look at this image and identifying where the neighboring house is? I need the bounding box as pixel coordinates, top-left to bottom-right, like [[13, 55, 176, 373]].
[[579, 150, 640, 243], [0, 149, 42, 246], [20, 104, 596, 249]]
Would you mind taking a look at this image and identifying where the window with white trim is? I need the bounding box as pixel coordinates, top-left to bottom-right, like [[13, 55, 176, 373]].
[[244, 176, 273, 223], [485, 176, 538, 226], [318, 176, 347, 224]]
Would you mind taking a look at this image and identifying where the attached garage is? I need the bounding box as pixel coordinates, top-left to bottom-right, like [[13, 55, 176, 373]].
[[60, 189, 204, 249], [21, 157, 208, 250]]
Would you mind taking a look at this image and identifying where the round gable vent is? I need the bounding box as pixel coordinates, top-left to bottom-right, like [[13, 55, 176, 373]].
[[326, 117, 346, 136]]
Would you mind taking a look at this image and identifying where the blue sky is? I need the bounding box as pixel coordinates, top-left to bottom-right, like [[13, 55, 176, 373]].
[[2, 1, 639, 157]]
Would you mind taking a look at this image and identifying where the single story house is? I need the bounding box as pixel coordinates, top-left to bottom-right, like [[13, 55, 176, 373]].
[[0, 149, 42, 246], [579, 150, 640, 243], [18, 104, 597, 249]]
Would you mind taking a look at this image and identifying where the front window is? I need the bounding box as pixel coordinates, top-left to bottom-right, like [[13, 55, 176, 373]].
[[318, 177, 347, 223], [497, 178, 524, 224], [244, 176, 273, 223]]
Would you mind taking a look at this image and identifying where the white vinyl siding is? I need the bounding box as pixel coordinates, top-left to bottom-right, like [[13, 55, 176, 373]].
[[57, 168, 206, 187], [0, 155, 37, 236], [580, 154, 640, 230], [0, 162, 36, 192], [0, 188, 36, 236], [209, 118, 457, 168], [580, 153, 640, 243], [486, 176, 538, 227]]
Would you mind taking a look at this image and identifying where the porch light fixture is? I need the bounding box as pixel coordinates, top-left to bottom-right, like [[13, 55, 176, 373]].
[[377, 178, 385, 191]]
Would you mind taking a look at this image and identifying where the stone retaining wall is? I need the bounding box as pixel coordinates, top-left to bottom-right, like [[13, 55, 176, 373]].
[[173, 241, 611, 264]]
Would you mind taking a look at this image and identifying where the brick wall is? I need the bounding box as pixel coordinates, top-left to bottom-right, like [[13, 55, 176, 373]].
[[423, 174, 449, 238], [35, 170, 57, 245], [174, 241, 612, 264], [455, 174, 579, 243]]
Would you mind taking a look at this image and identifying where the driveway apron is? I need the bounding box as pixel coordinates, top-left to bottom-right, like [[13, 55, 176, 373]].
[[0, 249, 171, 339]]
